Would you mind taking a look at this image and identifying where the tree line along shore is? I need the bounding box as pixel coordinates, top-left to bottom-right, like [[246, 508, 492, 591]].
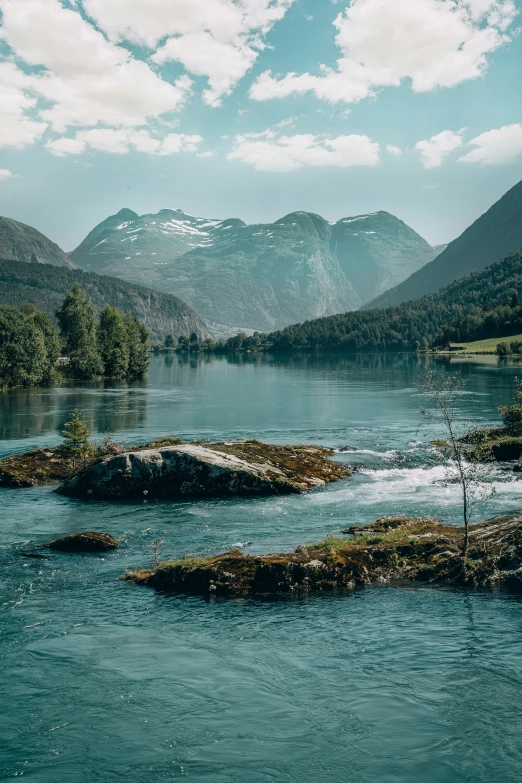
[[0, 284, 149, 389]]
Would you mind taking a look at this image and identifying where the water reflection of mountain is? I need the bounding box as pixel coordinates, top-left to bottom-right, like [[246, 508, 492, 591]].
[[0, 379, 148, 441]]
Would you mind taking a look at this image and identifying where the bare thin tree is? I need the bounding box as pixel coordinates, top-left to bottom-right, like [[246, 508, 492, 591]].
[[421, 371, 493, 555]]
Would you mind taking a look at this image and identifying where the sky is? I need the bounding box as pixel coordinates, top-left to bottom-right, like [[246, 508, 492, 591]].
[[0, 0, 521, 250]]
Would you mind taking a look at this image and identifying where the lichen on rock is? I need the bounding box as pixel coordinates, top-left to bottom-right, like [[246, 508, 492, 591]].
[[57, 440, 351, 500]]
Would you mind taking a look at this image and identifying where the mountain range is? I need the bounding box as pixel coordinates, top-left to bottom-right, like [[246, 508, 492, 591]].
[[0, 218, 209, 342], [70, 208, 441, 332], [366, 179, 522, 309]]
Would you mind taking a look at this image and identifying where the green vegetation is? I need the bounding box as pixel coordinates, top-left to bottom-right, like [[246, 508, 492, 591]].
[[57, 285, 104, 379], [215, 250, 522, 353], [454, 334, 522, 353], [0, 305, 59, 388], [448, 381, 522, 463], [0, 284, 150, 388], [0, 258, 209, 344], [124, 315, 150, 377], [57, 409, 93, 468], [499, 378, 522, 436], [125, 515, 522, 596], [98, 306, 129, 379], [56, 286, 150, 381]]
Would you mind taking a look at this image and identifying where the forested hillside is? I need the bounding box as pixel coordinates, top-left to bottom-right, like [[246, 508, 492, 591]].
[[0, 259, 210, 343], [227, 250, 522, 352]]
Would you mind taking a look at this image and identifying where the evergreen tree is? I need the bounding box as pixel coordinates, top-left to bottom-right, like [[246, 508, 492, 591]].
[[124, 315, 150, 377], [56, 285, 103, 379], [98, 306, 130, 378], [58, 409, 93, 468]]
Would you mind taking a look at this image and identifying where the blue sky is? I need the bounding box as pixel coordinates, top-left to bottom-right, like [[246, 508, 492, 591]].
[[0, 0, 521, 250]]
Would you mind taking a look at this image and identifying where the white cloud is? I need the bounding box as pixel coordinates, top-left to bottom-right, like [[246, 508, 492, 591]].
[[152, 32, 257, 107], [387, 145, 402, 156], [250, 0, 518, 104], [0, 169, 14, 181], [415, 129, 464, 168], [0, 0, 295, 155], [458, 123, 522, 164], [84, 0, 295, 105], [46, 136, 87, 156], [227, 129, 380, 171], [159, 133, 203, 154], [0, 0, 193, 141], [197, 150, 214, 158], [45, 129, 204, 156], [0, 64, 48, 148]]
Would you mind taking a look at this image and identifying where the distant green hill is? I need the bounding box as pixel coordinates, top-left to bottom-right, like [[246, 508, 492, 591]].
[[230, 250, 522, 352], [0, 259, 210, 343]]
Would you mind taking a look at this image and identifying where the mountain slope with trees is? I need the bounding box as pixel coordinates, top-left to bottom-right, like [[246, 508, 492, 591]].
[[224, 250, 522, 352], [0, 259, 210, 343], [366, 178, 522, 309], [70, 207, 440, 331]]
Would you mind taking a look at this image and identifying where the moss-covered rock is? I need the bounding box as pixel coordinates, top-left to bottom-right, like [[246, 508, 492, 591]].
[[57, 440, 351, 500], [0, 448, 76, 487], [432, 427, 522, 463], [124, 515, 522, 597], [45, 532, 119, 552], [0, 438, 350, 500]]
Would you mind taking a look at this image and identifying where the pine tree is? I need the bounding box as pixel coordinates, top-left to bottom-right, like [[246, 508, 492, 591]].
[[56, 285, 103, 379], [58, 409, 93, 468], [124, 315, 150, 377], [98, 306, 130, 379]]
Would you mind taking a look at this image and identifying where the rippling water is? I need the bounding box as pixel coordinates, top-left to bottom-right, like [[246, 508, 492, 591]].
[[1, 353, 522, 782]]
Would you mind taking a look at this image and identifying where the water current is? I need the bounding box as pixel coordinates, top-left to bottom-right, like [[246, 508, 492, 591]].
[[1, 352, 522, 782]]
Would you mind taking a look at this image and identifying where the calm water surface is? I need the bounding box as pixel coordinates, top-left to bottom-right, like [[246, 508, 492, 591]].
[[1, 353, 522, 782]]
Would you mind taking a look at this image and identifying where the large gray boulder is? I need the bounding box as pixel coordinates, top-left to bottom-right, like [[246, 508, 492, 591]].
[[57, 441, 351, 501]]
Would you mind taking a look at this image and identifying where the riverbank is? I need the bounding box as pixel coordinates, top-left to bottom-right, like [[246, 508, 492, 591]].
[[125, 514, 522, 597]]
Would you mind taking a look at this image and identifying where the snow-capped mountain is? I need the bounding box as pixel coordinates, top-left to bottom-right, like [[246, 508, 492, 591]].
[[71, 207, 440, 331]]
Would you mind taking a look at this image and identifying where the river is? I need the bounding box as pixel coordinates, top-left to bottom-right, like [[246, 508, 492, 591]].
[[1, 352, 522, 782]]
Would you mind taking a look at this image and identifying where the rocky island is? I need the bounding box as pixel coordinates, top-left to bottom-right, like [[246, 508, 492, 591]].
[[124, 514, 522, 597], [0, 438, 351, 499]]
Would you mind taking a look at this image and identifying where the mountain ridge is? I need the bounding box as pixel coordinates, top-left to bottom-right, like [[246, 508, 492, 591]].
[[70, 207, 440, 332], [365, 179, 522, 309], [0, 215, 211, 342], [0, 216, 77, 269]]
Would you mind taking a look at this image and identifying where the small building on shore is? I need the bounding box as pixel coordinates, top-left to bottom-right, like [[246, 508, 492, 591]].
[[441, 342, 466, 352]]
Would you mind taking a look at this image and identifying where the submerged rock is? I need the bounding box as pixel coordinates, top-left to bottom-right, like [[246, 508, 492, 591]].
[[124, 515, 522, 597], [57, 440, 350, 500], [45, 532, 119, 552]]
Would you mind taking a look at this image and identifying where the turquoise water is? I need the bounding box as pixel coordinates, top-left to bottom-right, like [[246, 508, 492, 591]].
[[2, 353, 522, 782]]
